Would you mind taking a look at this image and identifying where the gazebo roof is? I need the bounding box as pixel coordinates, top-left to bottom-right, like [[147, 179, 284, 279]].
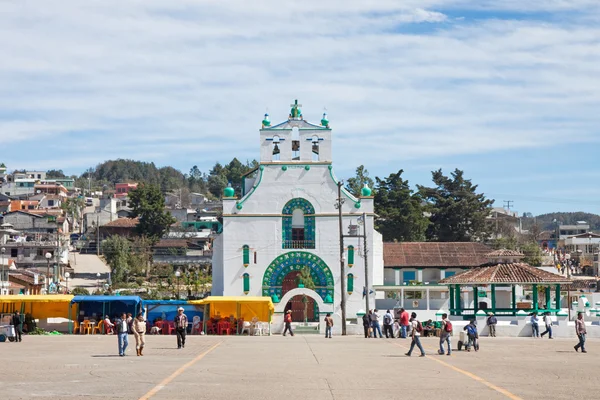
[[439, 263, 571, 285], [485, 249, 524, 258]]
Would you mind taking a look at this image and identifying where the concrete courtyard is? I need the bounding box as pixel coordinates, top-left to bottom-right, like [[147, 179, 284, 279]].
[[1, 334, 598, 400]]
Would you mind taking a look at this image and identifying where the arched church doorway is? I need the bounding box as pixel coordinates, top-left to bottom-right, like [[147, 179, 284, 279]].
[[281, 270, 319, 322]]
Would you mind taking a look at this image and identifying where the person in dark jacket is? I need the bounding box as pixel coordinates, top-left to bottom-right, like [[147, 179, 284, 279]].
[[362, 312, 371, 338], [115, 313, 129, 356], [486, 313, 497, 337], [174, 307, 189, 348], [12, 311, 23, 342]]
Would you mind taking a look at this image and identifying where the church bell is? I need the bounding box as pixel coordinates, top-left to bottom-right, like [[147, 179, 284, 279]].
[[273, 143, 280, 155]]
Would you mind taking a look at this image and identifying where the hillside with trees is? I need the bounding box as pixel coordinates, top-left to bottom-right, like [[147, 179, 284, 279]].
[[521, 212, 600, 232], [77, 158, 257, 198]]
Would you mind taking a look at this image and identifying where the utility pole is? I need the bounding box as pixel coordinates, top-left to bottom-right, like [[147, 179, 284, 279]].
[[96, 214, 100, 256], [361, 212, 370, 312], [503, 200, 513, 211], [334, 181, 347, 335]]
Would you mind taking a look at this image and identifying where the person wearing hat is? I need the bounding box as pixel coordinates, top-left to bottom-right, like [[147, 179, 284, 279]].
[[282, 310, 294, 337], [486, 312, 497, 337], [174, 307, 188, 349]]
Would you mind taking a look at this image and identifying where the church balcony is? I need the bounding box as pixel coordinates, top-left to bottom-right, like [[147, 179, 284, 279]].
[[283, 240, 315, 249]]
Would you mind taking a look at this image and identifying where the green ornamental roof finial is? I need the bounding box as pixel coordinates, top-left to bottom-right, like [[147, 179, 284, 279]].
[[361, 184, 372, 197], [262, 113, 271, 128], [289, 99, 302, 119], [223, 183, 235, 198], [321, 112, 329, 128]]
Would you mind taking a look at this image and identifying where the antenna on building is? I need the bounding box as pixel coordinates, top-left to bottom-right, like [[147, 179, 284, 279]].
[[503, 200, 513, 211]]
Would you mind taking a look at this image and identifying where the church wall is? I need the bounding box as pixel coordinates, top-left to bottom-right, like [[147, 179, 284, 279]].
[[211, 234, 224, 296]]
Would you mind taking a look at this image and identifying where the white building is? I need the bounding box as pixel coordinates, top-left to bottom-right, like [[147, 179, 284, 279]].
[[211, 101, 383, 334]]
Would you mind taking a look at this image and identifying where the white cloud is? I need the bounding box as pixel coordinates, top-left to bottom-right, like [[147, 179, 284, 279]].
[[0, 0, 598, 178]]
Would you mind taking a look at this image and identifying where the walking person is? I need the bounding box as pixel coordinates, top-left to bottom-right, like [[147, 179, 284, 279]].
[[464, 319, 479, 352], [371, 309, 383, 338], [282, 310, 294, 337], [530, 312, 540, 338], [486, 312, 497, 337], [383, 309, 394, 338], [126, 313, 133, 334], [362, 312, 371, 338], [405, 312, 425, 357], [399, 308, 409, 339], [438, 313, 452, 356], [324, 313, 333, 339], [540, 312, 553, 339], [133, 312, 146, 356], [116, 312, 129, 357], [12, 311, 23, 343], [174, 307, 188, 349], [574, 312, 587, 353]]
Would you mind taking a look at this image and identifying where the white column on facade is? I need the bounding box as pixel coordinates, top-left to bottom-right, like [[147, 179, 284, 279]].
[[417, 269, 423, 283], [426, 288, 430, 310], [440, 269, 445, 280], [394, 269, 400, 286], [401, 287, 404, 308]]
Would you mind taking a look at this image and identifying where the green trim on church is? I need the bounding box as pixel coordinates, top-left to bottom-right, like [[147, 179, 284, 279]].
[[262, 251, 334, 302]]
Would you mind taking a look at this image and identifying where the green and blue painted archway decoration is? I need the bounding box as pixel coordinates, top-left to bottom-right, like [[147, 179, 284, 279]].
[[282, 198, 315, 248], [262, 251, 334, 303]]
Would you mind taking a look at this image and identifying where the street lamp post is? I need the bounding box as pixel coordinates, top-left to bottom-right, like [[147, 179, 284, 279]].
[[45, 252, 52, 293], [175, 270, 181, 299], [1, 247, 5, 295], [65, 272, 70, 293], [96, 272, 101, 292]]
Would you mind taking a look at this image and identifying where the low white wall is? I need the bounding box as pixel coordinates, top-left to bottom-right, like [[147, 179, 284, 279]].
[[455, 312, 600, 339]]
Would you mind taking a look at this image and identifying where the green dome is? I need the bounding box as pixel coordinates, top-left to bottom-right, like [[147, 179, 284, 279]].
[[361, 184, 372, 197], [321, 112, 329, 127], [223, 185, 235, 198]]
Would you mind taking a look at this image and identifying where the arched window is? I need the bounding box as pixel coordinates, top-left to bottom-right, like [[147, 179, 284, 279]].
[[347, 245, 354, 267], [272, 135, 281, 161], [311, 135, 320, 161], [243, 273, 250, 294], [282, 198, 315, 249]]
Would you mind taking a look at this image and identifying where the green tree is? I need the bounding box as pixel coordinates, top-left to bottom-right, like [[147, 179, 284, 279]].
[[46, 169, 66, 178], [61, 197, 85, 233], [102, 235, 131, 285], [374, 170, 429, 242], [298, 266, 315, 324], [346, 165, 375, 198], [418, 169, 494, 242], [128, 184, 176, 243]]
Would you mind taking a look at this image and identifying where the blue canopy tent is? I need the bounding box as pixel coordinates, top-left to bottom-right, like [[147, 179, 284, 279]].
[[69, 296, 142, 334], [142, 300, 204, 332]]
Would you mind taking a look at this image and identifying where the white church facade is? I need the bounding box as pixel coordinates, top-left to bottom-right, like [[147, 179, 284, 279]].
[[211, 100, 384, 334]]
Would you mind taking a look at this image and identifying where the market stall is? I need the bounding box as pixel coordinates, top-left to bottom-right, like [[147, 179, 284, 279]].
[[189, 296, 274, 335], [69, 295, 142, 334]]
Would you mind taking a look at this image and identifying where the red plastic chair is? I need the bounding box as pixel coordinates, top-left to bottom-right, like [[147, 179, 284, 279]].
[[154, 321, 163, 334], [218, 321, 232, 335], [163, 321, 175, 335]]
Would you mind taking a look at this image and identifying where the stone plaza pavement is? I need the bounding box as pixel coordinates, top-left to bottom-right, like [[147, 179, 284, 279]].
[[1, 334, 599, 400]]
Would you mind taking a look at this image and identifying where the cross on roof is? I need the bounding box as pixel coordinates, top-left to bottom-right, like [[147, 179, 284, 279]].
[[290, 99, 302, 108]]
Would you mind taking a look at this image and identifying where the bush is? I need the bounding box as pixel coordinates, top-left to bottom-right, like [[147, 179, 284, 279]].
[[71, 287, 91, 295]]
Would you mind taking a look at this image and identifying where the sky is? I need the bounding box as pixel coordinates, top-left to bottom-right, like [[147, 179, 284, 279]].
[[1, 1, 600, 215]]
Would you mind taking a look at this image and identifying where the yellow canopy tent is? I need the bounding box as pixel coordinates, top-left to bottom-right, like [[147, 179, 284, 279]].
[[189, 296, 274, 335], [0, 295, 75, 321]]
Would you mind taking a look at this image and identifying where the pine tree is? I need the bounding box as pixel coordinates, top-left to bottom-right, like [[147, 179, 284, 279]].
[[346, 165, 374, 197], [418, 169, 494, 242], [374, 170, 429, 242], [128, 184, 177, 243]]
